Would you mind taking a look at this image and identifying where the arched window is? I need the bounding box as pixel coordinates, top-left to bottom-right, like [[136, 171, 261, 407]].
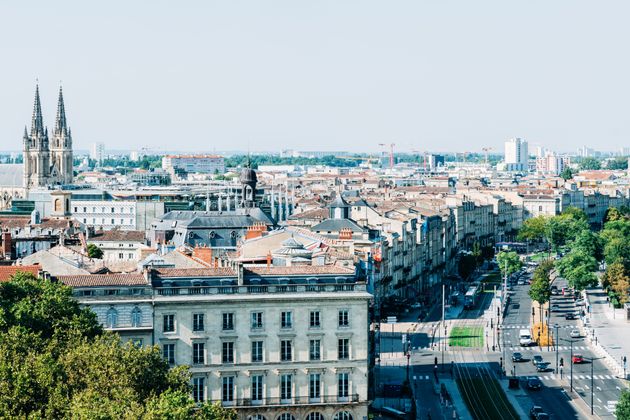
[[248, 416, 267, 420], [306, 413, 325, 420], [333, 412, 353, 420], [277, 414, 295, 420], [131, 306, 142, 327], [106, 307, 118, 328]]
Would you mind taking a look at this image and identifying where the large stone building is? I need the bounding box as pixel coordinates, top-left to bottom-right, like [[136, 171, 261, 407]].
[[23, 85, 73, 189]]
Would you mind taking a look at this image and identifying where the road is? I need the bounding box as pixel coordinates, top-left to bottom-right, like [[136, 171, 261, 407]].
[[501, 275, 624, 418]]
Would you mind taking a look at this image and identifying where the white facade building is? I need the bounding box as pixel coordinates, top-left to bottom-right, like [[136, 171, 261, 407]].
[[504, 137, 529, 171], [162, 155, 225, 175], [73, 199, 138, 230], [91, 142, 105, 165]]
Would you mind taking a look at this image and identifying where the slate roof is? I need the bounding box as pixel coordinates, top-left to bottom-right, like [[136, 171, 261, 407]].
[[312, 218, 366, 232], [0, 265, 40, 282], [155, 267, 237, 278], [57, 274, 148, 287]]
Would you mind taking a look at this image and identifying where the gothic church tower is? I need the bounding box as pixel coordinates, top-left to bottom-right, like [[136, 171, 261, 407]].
[[23, 84, 74, 189]]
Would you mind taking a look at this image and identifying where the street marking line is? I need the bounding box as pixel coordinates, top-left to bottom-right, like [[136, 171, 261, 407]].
[[597, 398, 602, 403], [425, 375, 429, 380], [579, 375, 585, 379], [605, 375, 612, 379]]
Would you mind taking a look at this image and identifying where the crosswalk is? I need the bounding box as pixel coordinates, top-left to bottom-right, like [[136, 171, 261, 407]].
[[412, 374, 617, 381], [500, 324, 574, 329], [507, 345, 588, 351]]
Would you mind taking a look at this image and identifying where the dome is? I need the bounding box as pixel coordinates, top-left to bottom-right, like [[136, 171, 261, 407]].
[[273, 236, 313, 259], [240, 167, 257, 185]]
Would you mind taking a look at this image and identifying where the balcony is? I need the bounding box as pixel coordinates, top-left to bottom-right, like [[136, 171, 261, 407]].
[[155, 283, 365, 296], [211, 394, 360, 408]]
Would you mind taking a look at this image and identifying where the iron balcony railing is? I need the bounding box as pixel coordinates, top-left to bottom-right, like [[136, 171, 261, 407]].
[[209, 394, 360, 407]]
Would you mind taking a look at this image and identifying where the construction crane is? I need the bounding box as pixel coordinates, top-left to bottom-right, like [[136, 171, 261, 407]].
[[378, 143, 396, 169], [482, 147, 493, 164], [412, 149, 429, 171]]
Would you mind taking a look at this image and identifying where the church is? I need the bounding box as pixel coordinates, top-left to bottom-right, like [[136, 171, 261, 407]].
[[22, 84, 74, 189]]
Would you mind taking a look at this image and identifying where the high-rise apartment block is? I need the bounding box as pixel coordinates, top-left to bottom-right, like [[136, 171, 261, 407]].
[[504, 137, 529, 171]]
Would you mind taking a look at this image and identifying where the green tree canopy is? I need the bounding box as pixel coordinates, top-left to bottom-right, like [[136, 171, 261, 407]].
[[555, 250, 598, 290], [496, 251, 522, 279], [0, 273, 235, 419], [86, 243, 104, 259], [606, 157, 628, 170], [517, 216, 548, 242], [528, 259, 554, 323], [579, 157, 601, 170], [559, 167, 574, 181], [616, 389, 630, 419]]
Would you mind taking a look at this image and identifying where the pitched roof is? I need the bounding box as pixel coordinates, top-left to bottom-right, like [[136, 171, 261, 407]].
[[155, 267, 236, 278], [312, 218, 366, 232], [57, 274, 148, 287], [0, 265, 40, 282], [245, 266, 355, 276], [90, 230, 146, 242]]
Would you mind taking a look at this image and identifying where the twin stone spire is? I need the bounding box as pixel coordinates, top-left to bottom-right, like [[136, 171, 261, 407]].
[[23, 84, 74, 189]]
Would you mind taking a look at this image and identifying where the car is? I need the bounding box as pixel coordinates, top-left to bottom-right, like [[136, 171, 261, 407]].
[[565, 312, 577, 320], [527, 377, 543, 390], [532, 355, 544, 366], [536, 362, 551, 372], [551, 304, 560, 312], [410, 302, 422, 309], [517, 280, 525, 285], [572, 354, 584, 364], [529, 406, 544, 419], [570, 329, 581, 338], [535, 414, 550, 420], [512, 352, 523, 362]]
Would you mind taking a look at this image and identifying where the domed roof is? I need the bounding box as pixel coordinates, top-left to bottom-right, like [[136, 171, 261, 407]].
[[240, 167, 257, 185], [273, 236, 313, 259]]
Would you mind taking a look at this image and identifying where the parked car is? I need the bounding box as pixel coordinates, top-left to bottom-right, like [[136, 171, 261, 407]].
[[529, 406, 544, 419], [572, 354, 584, 364], [527, 377, 543, 390], [512, 352, 524, 362], [532, 355, 544, 366], [570, 329, 581, 338], [565, 312, 577, 320]]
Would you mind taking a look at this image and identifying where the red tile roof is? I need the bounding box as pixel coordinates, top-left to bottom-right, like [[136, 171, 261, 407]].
[[0, 265, 41, 282], [57, 274, 148, 287], [90, 230, 146, 242]]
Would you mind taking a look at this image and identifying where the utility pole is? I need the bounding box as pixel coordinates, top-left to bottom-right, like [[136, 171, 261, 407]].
[[561, 338, 582, 392], [554, 323, 560, 374], [441, 283, 445, 372]]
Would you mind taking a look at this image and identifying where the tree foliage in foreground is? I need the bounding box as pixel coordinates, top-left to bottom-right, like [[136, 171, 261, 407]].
[[496, 251, 522, 279], [529, 259, 554, 323], [0, 272, 235, 419], [617, 389, 630, 419]]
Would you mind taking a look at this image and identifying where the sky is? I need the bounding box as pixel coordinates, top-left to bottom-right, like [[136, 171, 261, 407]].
[[1, 1, 629, 154]]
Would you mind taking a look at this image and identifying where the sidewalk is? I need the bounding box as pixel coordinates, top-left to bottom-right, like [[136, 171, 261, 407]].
[[584, 287, 629, 379]]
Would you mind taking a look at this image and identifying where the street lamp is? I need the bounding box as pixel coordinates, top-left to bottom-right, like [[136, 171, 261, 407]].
[[560, 338, 582, 393], [589, 356, 604, 416], [554, 323, 560, 374]]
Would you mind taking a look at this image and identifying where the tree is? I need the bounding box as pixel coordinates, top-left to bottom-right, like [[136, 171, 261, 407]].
[[87, 243, 104, 259], [528, 260, 553, 324], [517, 216, 548, 243], [545, 211, 589, 253], [560, 167, 574, 181], [458, 254, 477, 280], [496, 251, 522, 279], [606, 157, 628, 170], [579, 157, 601, 170], [571, 229, 603, 262], [616, 389, 630, 419], [0, 273, 236, 419], [602, 262, 630, 306], [555, 249, 598, 290]]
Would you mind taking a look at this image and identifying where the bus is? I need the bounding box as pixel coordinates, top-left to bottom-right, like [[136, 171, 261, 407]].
[[464, 284, 480, 309]]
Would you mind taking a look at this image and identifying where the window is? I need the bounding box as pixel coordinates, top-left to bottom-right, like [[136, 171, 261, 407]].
[[222, 342, 234, 364], [222, 312, 234, 331], [192, 342, 205, 364], [162, 343, 175, 364], [280, 374, 292, 400], [118, 252, 124, 259], [163, 314, 174, 332], [306, 414, 325, 420], [310, 311, 320, 328], [193, 313, 204, 332], [309, 373, 321, 400], [192, 377, 204, 403], [338, 338, 350, 360], [278, 415, 295, 420], [73, 207, 77, 212], [539, 205, 543, 212], [251, 311, 263, 329], [309, 339, 321, 361], [338, 373, 349, 398], [249, 416, 267, 420], [281, 311, 292, 329], [111, 207, 115, 213], [333, 412, 353, 420], [83, 207, 86, 212], [222, 376, 234, 402], [280, 340, 292, 362], [131, 306, 142, 327], [111, 219, 115, 224], [251, 341, 264, 363], [338, 309, 349, 327], [251, 375, 264, 401], [106, 307, 118, 328]]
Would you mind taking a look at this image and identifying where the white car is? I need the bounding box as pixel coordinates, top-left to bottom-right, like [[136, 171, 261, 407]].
[[570, 329, 581, 338]]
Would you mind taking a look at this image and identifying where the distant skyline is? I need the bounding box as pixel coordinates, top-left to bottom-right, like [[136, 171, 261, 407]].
[[1, 1, 629, 154]]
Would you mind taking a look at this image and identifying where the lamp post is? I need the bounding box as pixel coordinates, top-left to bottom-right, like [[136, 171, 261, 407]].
[[554, 323, 560, 374], [589, 356, 604, 416], [561, 338, 582, 393]]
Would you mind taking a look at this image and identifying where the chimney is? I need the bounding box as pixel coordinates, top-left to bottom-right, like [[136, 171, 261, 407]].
[[339, 228, 352, 240], [237, 262, 244, 286], [266, 250, 272, 267], [2, 231, 11, 259]]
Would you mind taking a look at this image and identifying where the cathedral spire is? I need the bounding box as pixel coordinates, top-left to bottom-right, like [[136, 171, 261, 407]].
[[31, 84, 45, 137], [54, 85, 67, 135]]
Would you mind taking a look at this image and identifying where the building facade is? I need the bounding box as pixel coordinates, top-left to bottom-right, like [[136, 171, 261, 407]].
[[162, 155, 225, 176], [504, 137, 528, 172]]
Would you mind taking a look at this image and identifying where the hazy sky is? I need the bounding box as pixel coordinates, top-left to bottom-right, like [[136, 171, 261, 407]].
[[1, 1, 629, 154]]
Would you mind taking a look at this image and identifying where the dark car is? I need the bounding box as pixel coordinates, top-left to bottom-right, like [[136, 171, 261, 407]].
[[565, 312, 577, 320], [536, 414, 550, 420], [536, 362, 551, 372], [532, 355, 544, 366], [527, 377, 543, 390], [529, 406, 544, 419], [512, 352, 524, 362]]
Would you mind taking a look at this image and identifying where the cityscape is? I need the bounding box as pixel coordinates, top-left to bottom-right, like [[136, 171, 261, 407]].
[[1, 2, 630, 420]]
